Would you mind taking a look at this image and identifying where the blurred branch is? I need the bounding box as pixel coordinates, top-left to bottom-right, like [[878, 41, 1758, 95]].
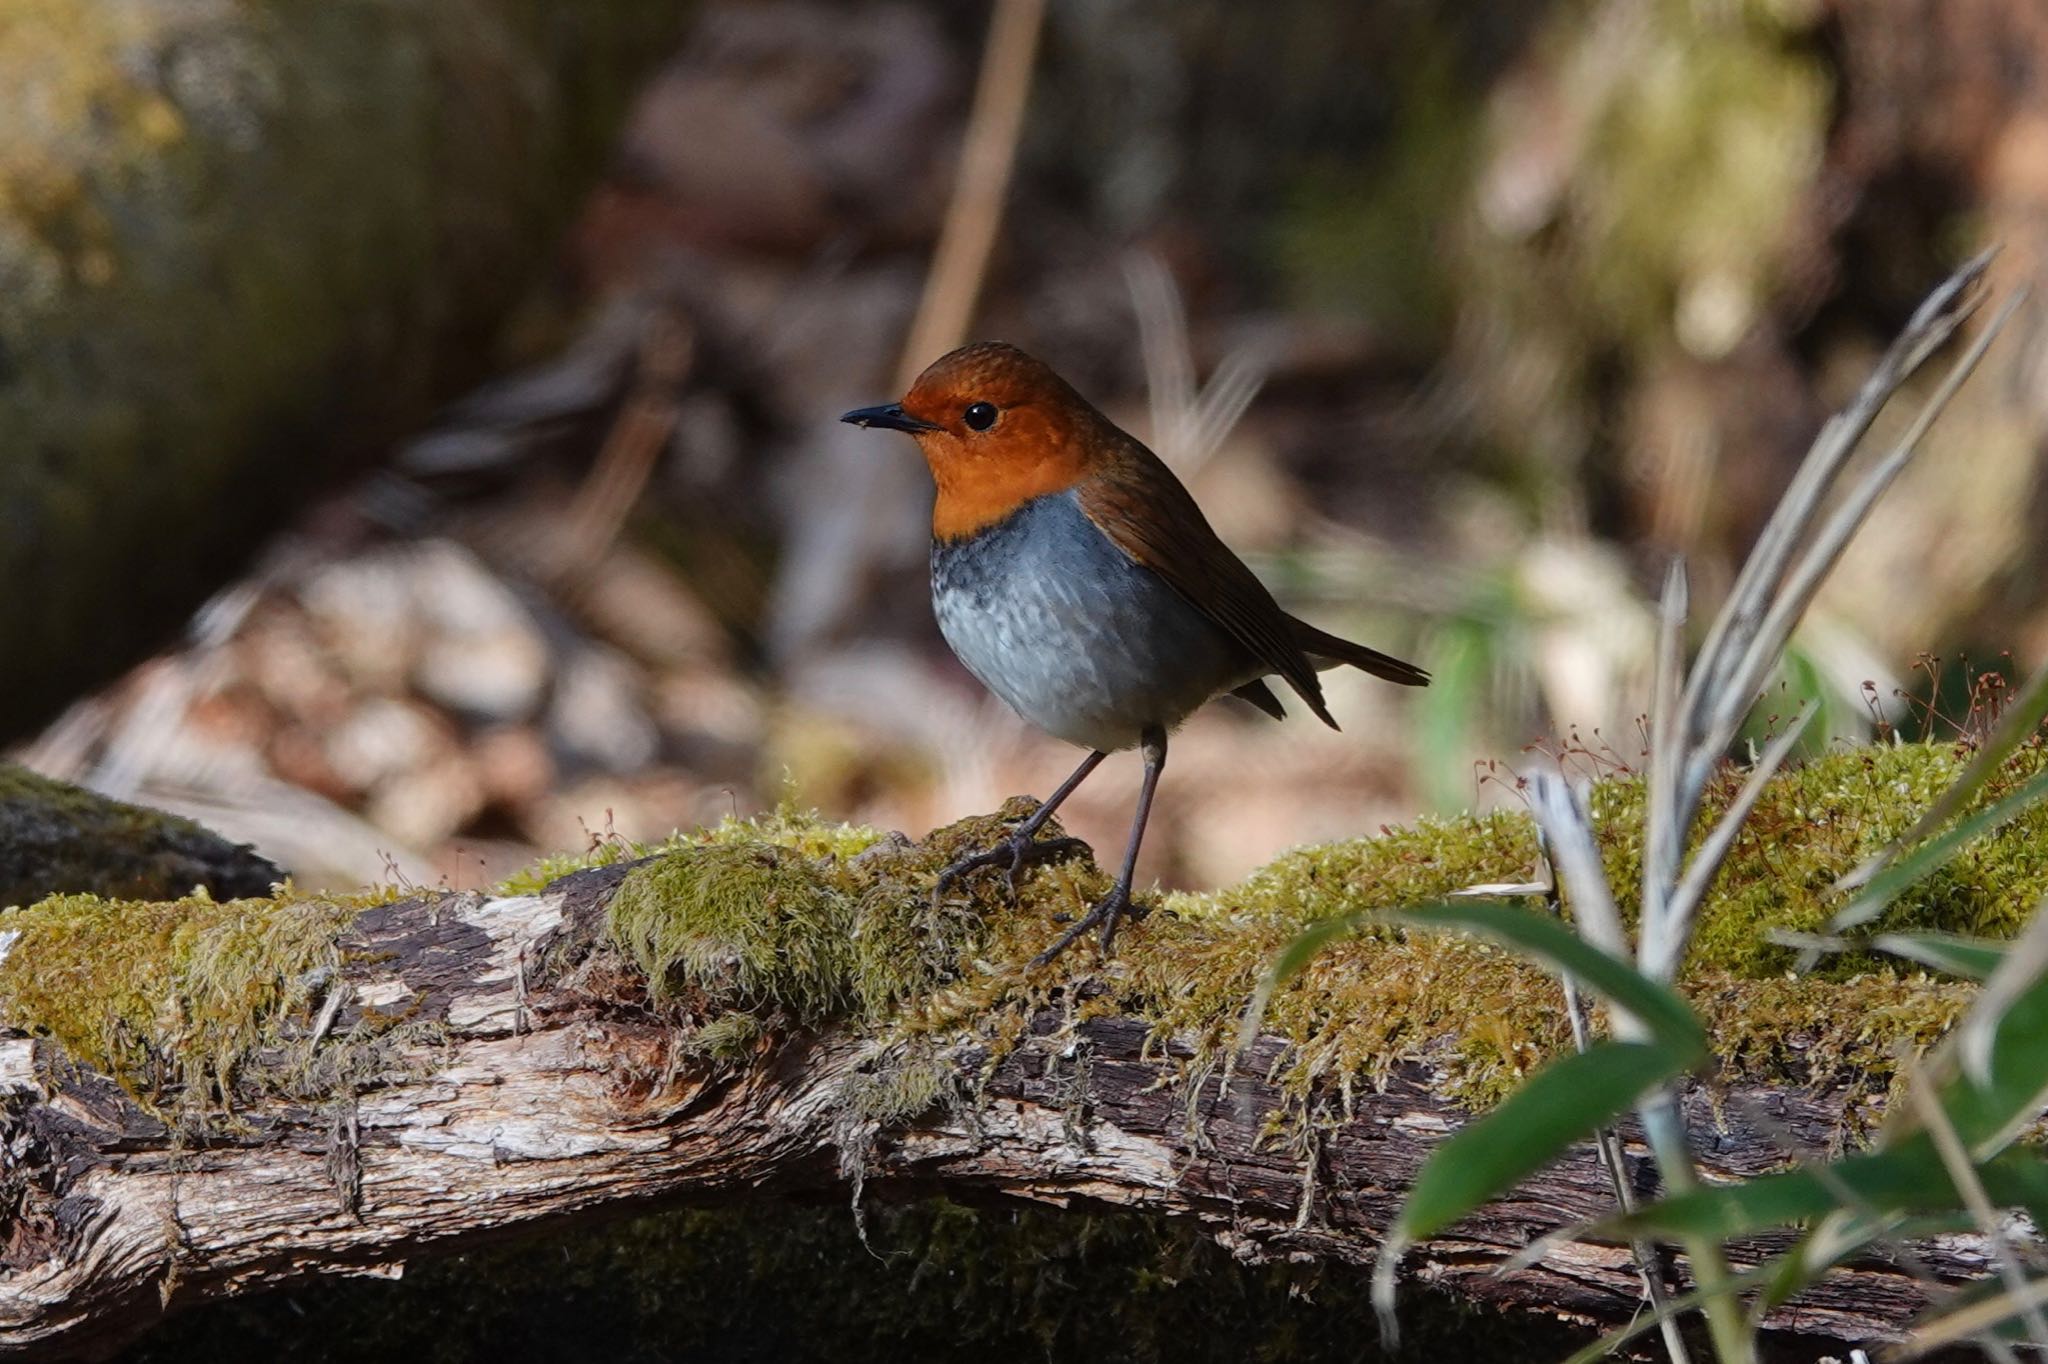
[[894, 0, 1048, 389]]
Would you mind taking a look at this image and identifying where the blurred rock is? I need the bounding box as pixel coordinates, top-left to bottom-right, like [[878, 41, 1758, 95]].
[[474, 727, 559, 810], [367, 756, 488, 854], [549, 647, 662, 774], [324, 699, 449, 797], [409, 543, 554, 722]]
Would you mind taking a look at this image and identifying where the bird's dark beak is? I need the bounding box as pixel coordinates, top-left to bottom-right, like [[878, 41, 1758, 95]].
[[839, 403, 941, 434]]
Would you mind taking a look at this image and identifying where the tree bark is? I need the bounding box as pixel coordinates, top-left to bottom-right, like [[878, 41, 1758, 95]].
[[0, 860, 1982, 1360]]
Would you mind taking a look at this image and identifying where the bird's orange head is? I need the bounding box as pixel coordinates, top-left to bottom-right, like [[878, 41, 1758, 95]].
[[841, 341, 1113, 541]]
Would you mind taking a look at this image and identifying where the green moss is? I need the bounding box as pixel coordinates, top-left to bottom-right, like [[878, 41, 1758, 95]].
[[0, 742, 2029, 1137], [1587, 739, 2048, 977], [0, 890, 362, 1118], [493, 805, 892, 897], [579, 742, 2032, 1114], [597, 802, 1084, 1037], [609, 844, 853, 1020]]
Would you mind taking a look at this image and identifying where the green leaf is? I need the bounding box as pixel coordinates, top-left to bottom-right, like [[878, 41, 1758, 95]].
[[1872, 932, 2007, 981], [1941, 962, 2048, 1154], [1606, 1138, 2048, 1243], [1386, 901, 1708, 1061], [1395, 1041, 1682, 1245]]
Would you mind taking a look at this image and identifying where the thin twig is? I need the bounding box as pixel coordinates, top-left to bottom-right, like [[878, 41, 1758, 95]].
[[894, 0, 1048, 389], [1640, 561, 1689, 975]]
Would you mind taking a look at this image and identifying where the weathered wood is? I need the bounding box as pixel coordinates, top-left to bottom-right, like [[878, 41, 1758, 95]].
[[0, 863, 1982, 1360]]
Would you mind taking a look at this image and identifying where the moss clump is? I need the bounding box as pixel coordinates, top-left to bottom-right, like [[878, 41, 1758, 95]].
[[609, 844, 853, 1021], [0, 891, 360, 1118], [1587, 739, 2048, 977], [0, 740, 2027, 1136], [494, 839, 648, 897], [493, 806, 892, 898], [597, 802, 1092, 1040]]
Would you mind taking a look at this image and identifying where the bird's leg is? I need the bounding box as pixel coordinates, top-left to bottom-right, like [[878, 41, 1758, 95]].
[[1033, 727, 1165, 967], [934, 749, 1107, 905]]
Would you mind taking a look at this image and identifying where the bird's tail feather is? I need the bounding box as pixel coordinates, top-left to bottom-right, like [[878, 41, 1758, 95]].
[[1291, 618, 1430, 687]]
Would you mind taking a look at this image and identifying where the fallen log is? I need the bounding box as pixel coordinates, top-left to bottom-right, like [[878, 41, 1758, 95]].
[[0, 805, 1993, 1359]]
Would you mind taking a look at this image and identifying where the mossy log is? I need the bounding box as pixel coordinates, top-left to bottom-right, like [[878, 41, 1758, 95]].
[[0, 766, 279, 910], [0, 0, 694, 741], [0, 776, 2016, 1360]]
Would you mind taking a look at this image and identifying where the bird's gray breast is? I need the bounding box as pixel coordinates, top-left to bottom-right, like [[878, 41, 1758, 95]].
[[929, 490, 1253, 752]]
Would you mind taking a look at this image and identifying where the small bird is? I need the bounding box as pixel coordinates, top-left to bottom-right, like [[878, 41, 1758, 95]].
[[842, 342, 1427, 965]]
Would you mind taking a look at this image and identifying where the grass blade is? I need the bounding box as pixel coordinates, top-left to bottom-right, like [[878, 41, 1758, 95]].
[[1239, 897, 1706, 1061], [1701, 288, 2024, 768], [1872, 932, 2008, 981], [1647, 704, 1813, 982], [1681, 249, 1995, 740], [1373, 1041, 1689, 1334], [1641, 561, 1689, 972], [1558, 1261, 1785, 1364], [1526, 772, 1629, 961], [1903, 1277, 2048, 1360], [1399, 1042, 1684, 1245]]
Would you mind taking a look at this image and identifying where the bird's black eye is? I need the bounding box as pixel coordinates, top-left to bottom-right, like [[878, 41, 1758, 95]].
[[962, 401, 999, 432]]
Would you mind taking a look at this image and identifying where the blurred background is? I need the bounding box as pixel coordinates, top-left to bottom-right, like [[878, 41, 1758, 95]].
[[5, 0, 2045, 897]]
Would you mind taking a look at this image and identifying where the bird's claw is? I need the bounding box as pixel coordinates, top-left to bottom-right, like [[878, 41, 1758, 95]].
[[933, 831, 1089, 909], [1031, 884, 1134, 968]]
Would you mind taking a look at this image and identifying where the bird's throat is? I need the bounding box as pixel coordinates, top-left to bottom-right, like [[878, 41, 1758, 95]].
[[927, 450, 1089, 542]]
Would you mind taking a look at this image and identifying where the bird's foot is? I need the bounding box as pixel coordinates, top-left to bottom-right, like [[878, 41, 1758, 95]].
[[933, 829, 1090, 908], [1031, 883, 1134, 968]]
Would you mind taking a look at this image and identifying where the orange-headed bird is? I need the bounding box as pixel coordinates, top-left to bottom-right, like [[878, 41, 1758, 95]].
[[843, 342, 1427, 964]]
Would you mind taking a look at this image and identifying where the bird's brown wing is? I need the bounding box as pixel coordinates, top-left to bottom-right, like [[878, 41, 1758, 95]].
[[1076, 438, 1339, 728]]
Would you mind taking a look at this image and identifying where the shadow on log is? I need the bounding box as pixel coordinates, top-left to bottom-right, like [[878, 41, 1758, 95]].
[[0, 798, 1996, 1359]]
